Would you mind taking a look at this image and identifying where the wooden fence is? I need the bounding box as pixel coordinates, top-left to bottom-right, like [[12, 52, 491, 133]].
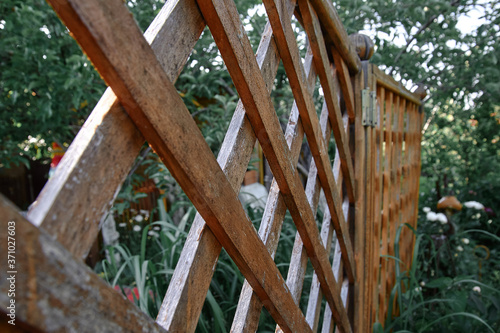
[[0, 0, 425, 332]]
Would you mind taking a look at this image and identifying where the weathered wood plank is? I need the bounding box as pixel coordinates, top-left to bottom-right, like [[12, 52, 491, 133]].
[[198, 1, 351, 331], [372, 84, 385, 323], [305, 197, 350, 331], [373, 66, 421, 106], [307, 0, 361, 74], [353, 61, 368, 333], [379, 89, 394, 323], [0, 195, 168, 333], [330, 279, 350, 333], [299, 0, 355, 203], [48, 0, 312, 331], [263, 0, 355, 286], [302, 88, 351, 331], [27, 0, 205, 259], [331, 48, 355, 121], [362, 63, 375, 329], [231, 43, 319, 333], [157, 11, 289, 332]]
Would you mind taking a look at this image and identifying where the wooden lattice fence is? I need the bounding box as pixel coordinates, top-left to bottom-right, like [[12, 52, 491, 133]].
[[0, 0, 425, 332]]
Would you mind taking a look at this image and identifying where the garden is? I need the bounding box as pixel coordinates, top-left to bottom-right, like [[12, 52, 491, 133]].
[[1, 0, 499, 332]]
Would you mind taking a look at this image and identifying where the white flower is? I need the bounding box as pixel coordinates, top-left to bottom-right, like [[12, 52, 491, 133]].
[[461, 238, 470, 245], [420, 281, 426, 287], [437, 213, 448, 224], [133, 225, 141, 232], [456, 246, 464, 252], [464, 201, 484, 210], [118, 223, 127, 227], [473, 286, 481, 293], [414, 287, 422, 293], [427, 212, 438, 221], [488, 219, 492, 224], [153, 226, 161, 231], [134, 215, 144, 222], [148, 231, 159, 237], [423, 207, 431, 213]]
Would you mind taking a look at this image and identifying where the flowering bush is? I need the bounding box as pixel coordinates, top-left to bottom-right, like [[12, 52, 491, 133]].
[[379, 193, 500, 333]]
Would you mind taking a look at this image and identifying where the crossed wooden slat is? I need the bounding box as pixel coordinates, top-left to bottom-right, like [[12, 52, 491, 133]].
[[0, 0, 424, 332]]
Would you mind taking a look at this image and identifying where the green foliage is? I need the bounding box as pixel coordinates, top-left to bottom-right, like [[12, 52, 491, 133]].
[[379, 198, 500, 332], [0, 0, 106, 167]]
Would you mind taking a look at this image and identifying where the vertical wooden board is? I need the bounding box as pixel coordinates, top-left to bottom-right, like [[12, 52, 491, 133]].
[[400, 100, 411, 268], [372, 84, 385, 322], [386, 94, 400, 296], [27, 0, 205, 260], [353, 61, 367, 333], [362, 63, 376, 330], [379, 90, 393, 323]]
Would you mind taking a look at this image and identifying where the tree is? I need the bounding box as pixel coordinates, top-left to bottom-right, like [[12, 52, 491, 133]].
[[0, 0, 106, 167]]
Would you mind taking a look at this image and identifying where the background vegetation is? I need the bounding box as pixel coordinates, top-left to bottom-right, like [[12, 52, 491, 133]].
[[1, 0, 498, 331]]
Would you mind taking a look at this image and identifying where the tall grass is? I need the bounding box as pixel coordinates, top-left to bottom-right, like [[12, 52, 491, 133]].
[[376, 220, 500, 333]]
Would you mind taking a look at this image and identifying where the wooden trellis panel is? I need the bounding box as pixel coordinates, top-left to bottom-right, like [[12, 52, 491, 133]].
[[0, 0, 424, 332]]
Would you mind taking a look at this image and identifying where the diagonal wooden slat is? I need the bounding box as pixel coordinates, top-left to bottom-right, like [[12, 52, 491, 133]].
[[307, 0, 361, 74], [284, 64, 352, 332], [331, 48, 356, 121], [299, 0, 355, 203], [262, 0, 355, 284], [156, 17, 287, 333], [197, 1, 351, 331], [231, 44, 319, 333], [47, 0, 313, 331], [27, 0, 205, 259], [0, 195, 168, 333], [275, 103, 340, 333]]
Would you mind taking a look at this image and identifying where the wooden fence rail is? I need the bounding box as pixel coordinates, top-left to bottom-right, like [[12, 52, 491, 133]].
[[0, 0, 424, 332]]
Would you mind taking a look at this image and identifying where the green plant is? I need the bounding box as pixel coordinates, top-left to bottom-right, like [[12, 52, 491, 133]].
[[377, 193, 500, 333]]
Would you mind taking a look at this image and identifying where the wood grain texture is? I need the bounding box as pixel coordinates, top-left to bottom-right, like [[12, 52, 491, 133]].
[[48, 0, 312, 331], [0, 195, 168, 333], [379, 89, 394, 323], [263, 0, 355, 286], [373, 66, 421, 106], [199, 0, 351, 331], [157, 10, 286, 332], [372, 84, 385, 323], [331, 48, 356, 121], [353, 61, 367, 333], [307, 0, 361, 73], [362, 63, 375, 329], [231, 42, 319, 333], [27, 0, 205, 260], [299, 0, 355, 203]]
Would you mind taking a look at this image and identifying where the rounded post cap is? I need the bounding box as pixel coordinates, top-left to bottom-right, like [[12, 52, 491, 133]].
[[349, 33, 375, 61]]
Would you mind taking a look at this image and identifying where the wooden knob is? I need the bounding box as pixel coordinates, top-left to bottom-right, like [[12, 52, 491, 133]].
[[349, 33, 375, 61]]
